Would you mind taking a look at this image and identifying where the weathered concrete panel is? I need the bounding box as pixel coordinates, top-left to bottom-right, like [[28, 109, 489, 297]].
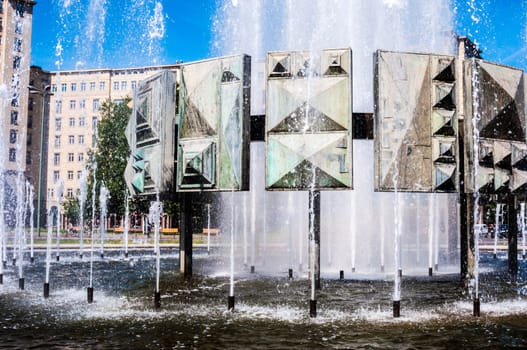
[[177, 55, 251, 191], [266, 48, 352, 190], [374, 50, 457, 192], [125, 70, 177, 196], [463, 60, 527, 194]]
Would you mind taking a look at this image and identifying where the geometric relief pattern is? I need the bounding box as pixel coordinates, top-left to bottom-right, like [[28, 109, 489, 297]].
[[177, 54, 251, 191], [125, 70, 177, 196], [374, 50, 458, 192], [266, 48, 352, 190], [464, 59, 527, 194]]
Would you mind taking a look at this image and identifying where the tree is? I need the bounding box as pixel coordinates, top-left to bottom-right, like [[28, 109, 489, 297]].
[[62, 197, 80, 226], [86, 98, 132, 218]]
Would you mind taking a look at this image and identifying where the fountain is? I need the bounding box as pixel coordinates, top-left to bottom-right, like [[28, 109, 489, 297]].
[[43, 210, 53, 298], [55, 178, 63, 262], [2, 1, 527, 348], [123, 191, 130, 258], [522, 202, 526, 260], [99, 185, 108, 259], [79, 168, 87, 259], [27, 182, 35, 264], [87, 160, 97, 303], [148, 194, 162, 309], [494, 203, 504, 258]]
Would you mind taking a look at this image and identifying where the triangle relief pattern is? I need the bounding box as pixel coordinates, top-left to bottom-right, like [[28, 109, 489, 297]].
[[374, 51, 458, 193], [177, 54, 250, 191], [266, 48, 352, 190], [468, 60, 527, 194], [125, 71, 177, 196]]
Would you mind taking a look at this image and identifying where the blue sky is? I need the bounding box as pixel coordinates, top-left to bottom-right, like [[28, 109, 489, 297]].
[[31, 1, 527, 71]]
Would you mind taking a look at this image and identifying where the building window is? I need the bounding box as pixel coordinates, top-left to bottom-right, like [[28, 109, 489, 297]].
[[28, 115, 32, 129], [15, 2, 25, 17], [51, 84, 57, 92], [9, 130, 16, 144], [28, 97, 33, 111], [90, 82, 95, 91], [15, 21, 22, 34], [92, 117, 98, 129], [131, 81, 137, 90], [48, 188, 54, 199], [80, 82, 86, 91], [68, 135, 74, 144], [61, 83, 67, 92], [10, 111, 18, 125], [121, 81, 127, 90], [68, 153, 74, 162], [79, 99, 86, 109], [9, 148, 16, 162], [78, 153, 84, 162], [78, 135, 84, 144], [71, 83, 76, 91], [53, 170, 60, 182], [13, 56, 21, 69], [67, 188, 73, 198], [70, 100, 76, 109], [26, 151, 31, 165], [79, 116, 85, 126], [99, 81, 105, 90], [113, 81, 119, 90], [13, 38, 22, 52], [26, 133, 32, 146], [11, 96, 18, 107], [93, 99, 99, 112], [67, 171, 74, 180], [69, 117, 75, 127], [53, 153, 60, 166], [77, 170, 82, 179], [54, 135, 61, 147], [55, 118, 61, 131], [55, 100, 62, 113]]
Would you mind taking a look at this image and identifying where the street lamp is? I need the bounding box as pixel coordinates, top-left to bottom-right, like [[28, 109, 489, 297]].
[[28, 84, 52, 237]]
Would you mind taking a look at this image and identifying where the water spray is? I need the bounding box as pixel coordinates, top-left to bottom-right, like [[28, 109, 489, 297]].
[[44, 210, 53, 298], [88, 160, 97, 304], [228, 191, 236, 311], [123, 191, 130, 259], [28, 183, 35, 264], [55, 179, 64, 262], [79, 167, 87, 259], [99, 185, 109, 259], [206, 203, 211, 256], [148, 195, 162, 310]]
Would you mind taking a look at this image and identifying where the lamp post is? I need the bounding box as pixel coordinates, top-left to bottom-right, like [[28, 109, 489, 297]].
[[29, 84, 52, 237]]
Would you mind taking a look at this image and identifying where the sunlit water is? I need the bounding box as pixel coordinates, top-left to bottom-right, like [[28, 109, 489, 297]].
[[0, 249, 526, 349]]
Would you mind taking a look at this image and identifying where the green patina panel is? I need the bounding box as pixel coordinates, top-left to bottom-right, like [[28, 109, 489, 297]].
[[177, 54, 251, 192], [266, 48, 352, 190], [124, 70, 177, 196]]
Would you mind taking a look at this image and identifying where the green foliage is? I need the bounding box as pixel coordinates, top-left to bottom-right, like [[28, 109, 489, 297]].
[[86, 98, 132, 217], [62, 197, 80, 226]]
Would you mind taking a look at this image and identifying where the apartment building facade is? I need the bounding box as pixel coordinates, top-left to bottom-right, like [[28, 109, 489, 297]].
[[44, 65, 179, 220], [0, 0, 35, 225]]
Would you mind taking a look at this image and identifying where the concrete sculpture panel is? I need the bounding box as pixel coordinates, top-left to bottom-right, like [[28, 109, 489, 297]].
[[177, 54, 251, 191], [374, 50, 458, 193], [464, 60, 527, 194], [266, 48, 352, 190], [125, 70, 177, 196]]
